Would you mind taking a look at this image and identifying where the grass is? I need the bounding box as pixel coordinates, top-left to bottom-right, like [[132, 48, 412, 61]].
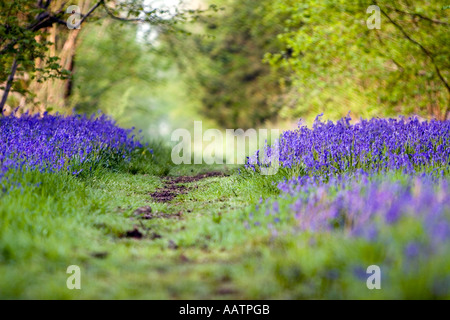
[[0, 142, 262, 299], [0, 143, 448, 299]]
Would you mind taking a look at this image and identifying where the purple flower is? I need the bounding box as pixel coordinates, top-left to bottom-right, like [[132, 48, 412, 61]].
[[405, 242, 421, 259], [272, 201, 279, 214], [431, 222, 450, 244], [0, 113, 144, 183], [385, 202, 402, 224]]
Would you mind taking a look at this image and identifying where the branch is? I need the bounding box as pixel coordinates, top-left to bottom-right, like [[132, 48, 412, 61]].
[[378, 6, 450, 96], [386, 6, 450, 26], [101, 1, 168, 25], [0, 58, 19, 114], [1, 1, 67, 54], [30, 1, 67, 30], [37, 0, 51, 9], [102, 1, 141, 22], [73, 0, 103, 28], [29, 13, 67, 31]]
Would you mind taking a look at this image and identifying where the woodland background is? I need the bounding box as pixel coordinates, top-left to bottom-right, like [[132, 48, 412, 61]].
[[1, 0, 449, 134]]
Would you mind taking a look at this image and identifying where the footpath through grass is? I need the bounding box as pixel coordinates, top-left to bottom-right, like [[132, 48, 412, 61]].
[[0, 143, 286, 299], [1, 115, 449, 299], [1, 150, 445, 299]]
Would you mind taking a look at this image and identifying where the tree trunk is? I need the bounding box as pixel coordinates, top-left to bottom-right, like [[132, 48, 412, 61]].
[[12, 0, 91, 115], [0, 58, 19, 116]]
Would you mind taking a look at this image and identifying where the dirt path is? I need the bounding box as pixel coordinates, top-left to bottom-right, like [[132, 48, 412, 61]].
[[123, 171, 226, 239], [149, 171, 226, 203]]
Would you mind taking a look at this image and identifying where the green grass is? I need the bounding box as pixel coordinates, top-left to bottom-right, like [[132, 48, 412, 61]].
[[0, 143, 448, 299]]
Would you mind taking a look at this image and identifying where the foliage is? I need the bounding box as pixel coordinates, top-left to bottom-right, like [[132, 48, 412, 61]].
[[0, 0, 70, 96], [160, 0, 288, 128], [69, 22, 161, 119], [160, 0, 449, 127], [265, 0, 450, 121], [0, 0, 214, 114]]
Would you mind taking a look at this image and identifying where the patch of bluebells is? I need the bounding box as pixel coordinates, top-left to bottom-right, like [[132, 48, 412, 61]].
[[288, 175, 447, 242], [246, 115, 450, 175], [243, 115, 450, 292], [248, 174, 450, 261], [245, 115, 450, 253], [0, 113, 143, 180]]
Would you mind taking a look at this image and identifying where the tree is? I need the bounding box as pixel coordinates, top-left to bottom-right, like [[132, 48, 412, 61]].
[[265, 0, 450, 120], [0, 0, 210, 116], [69, 20, 162, 119], [160, 0, 289, 129]]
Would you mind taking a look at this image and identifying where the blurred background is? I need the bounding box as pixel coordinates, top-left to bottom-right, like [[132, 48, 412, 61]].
[[1, 0, 449, 140]]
